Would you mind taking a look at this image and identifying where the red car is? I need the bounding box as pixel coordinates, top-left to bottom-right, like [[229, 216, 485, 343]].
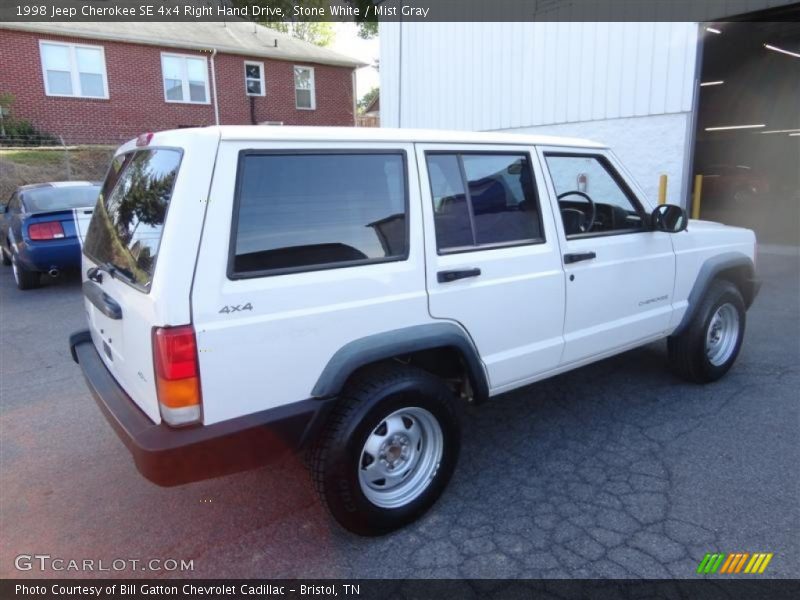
[[701, 164, 770, 202]]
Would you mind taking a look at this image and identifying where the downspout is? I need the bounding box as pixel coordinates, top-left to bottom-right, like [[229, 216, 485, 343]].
[[352, 69, 358, 126], [210, 48, 220, 126]]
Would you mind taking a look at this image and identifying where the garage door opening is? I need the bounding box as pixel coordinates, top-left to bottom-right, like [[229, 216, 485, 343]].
[[692, 21, 800, 246]]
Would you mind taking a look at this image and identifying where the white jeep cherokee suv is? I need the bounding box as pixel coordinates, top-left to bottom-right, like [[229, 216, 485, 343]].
[[70, 127, 759, 535]]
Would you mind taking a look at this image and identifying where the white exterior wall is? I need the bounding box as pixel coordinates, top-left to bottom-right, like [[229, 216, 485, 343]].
[[381, 21, 700, 206], [512, 113, 692, 205]]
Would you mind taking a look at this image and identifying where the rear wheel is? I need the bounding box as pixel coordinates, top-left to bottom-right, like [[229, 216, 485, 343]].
[[310, 364, 461, 535], [668, 280, 745, 383], [11, 253, 41, 290]]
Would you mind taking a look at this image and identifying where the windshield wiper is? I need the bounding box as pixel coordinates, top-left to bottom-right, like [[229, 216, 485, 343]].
[[87, 262, 135, 285]]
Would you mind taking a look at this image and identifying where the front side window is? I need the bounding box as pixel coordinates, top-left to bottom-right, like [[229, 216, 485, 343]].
[[83, 149, 182, 290], [231, 153, 407, 276], [40, 41, 108, 98], [244, 61, 264, 96], [426, 152, 544, 252], [545, 154, 645, 237], [294, 66, 315, 109], [161, 54, 208, 103]]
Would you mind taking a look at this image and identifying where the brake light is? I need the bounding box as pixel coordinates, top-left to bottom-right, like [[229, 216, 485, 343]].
[[136, 132, 153, 146], [153, 325, 202, 426], [28, 221, 65, 240]]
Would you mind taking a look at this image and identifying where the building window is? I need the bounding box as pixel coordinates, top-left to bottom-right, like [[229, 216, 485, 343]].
[[294, 66, 315, 110], [39, 41, 108, 99], [161, 53, 209, 104], [230, 152, 407, 277], [244, 61, 265, 96]]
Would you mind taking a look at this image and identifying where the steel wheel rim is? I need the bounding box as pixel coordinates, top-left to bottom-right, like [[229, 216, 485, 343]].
[[358, 406, 444, 509], [705, 303, 740, 366]]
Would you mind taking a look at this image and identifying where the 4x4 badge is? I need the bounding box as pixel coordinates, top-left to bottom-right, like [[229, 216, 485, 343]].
[[219, 303, 253, 314]]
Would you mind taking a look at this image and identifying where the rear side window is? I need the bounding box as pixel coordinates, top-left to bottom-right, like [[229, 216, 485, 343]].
[[426, 152, 544, 252], [83, 148, 182, 290], [230, 152, 407, 277]]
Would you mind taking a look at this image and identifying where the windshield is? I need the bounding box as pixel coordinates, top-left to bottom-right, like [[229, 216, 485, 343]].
[[83, 148, 182, 290], [24, 185, 100, 212]]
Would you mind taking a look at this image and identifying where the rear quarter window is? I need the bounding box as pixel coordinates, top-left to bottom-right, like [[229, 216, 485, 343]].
[[230, 152, 408, 277]]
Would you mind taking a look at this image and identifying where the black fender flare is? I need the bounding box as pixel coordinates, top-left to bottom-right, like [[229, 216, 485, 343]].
[[311, 322, 490, 403], [672, 252, 758, 337]]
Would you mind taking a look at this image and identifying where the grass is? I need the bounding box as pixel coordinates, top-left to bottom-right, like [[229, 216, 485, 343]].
[[0, 149, 66, 165], [0, 146, 116, 200]]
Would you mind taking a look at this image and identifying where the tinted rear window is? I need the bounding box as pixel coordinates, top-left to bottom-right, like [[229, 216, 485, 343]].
[[83, 148, 182, 290], [24, 185, 100, 212], [231, 152, 407, 276]]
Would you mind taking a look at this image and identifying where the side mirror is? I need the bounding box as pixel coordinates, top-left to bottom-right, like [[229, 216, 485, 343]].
[[651, 204, 687, 233]]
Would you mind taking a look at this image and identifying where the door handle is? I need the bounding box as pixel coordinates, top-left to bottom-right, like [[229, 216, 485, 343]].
[[82, 281, 122, 320], [437, 268, 482, 283], [564, 252, 596, 264]]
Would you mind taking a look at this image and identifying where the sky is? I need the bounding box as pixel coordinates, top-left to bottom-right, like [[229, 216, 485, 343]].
[[330, 22, 380, 101]]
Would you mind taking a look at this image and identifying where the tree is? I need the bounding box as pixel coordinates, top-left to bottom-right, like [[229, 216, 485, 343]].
[[260, 20, 336, 47], [233, 1, 376, 43], [358, 87, 379, 114], [357, 20, 378, 40], [237, 0, 336, 47]]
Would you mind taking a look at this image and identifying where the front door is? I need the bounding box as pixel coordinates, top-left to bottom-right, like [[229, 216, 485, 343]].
[[538, 149, 676, 366], [417, 144, 566, 393]]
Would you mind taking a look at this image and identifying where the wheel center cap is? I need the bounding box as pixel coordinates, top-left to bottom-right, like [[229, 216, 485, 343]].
[[381, 434, 410, 468], [387, 445, 402, 462]]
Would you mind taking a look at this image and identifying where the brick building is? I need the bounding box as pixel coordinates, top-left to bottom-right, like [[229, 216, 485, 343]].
[[0, 21, 365, 144]]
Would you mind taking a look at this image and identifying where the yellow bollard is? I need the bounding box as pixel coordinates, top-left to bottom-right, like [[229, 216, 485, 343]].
[[692, 174, 703, 219], [658, 174, 668, 205]]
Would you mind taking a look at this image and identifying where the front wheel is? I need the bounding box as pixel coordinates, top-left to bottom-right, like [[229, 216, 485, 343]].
[[310, 364, 461, 535], [668, 280, 746, 383]]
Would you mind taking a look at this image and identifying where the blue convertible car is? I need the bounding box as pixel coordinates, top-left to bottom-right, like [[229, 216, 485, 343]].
[[1, 182, 100, 290]]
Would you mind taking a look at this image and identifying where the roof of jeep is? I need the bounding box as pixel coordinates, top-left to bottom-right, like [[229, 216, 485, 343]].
[[211, 126, 607, 148]]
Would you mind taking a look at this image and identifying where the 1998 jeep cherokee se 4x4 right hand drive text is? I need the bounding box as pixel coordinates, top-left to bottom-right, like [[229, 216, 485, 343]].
[[69, 127, 760, 535]]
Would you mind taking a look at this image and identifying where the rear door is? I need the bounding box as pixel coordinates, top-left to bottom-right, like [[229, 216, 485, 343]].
[[81, 146, 185, 423], [82, 130, 218, 424], [537, 148, 676, 365], [417, 144, 566, 393]]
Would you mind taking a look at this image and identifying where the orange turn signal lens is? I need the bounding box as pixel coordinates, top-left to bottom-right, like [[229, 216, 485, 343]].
[[153, 326, 202, 425]]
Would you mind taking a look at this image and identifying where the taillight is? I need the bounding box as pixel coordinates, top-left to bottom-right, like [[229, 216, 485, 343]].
[[136, 132, 153, 147], [28, 221, 65, 240], [153, 325, 202, 426]]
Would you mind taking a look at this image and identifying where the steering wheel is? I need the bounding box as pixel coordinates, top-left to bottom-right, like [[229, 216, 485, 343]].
[[557, 190, 597, 234]]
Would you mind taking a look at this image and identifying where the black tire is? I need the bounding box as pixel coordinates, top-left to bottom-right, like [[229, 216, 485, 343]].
[[1, 246, 10, 266], [11, 253, 41, 290], [310, 364, 461, 536], [668, 279, 746, 383]]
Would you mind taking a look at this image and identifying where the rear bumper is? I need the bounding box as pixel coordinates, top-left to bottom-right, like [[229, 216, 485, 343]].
[[69, 330, 334, 486], [18, 238, 82, 272]]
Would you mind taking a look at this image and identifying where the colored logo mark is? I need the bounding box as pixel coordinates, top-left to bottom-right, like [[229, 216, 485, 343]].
[[697, 552, 774, 574]]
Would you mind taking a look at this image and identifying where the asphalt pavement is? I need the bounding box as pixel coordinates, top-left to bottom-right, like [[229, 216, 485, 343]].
[[1, 251, 798, 579]]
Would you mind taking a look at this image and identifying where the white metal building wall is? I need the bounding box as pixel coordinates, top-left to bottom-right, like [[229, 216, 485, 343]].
[[380, 21, 700, 205], [380, 22, 699, 131]]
